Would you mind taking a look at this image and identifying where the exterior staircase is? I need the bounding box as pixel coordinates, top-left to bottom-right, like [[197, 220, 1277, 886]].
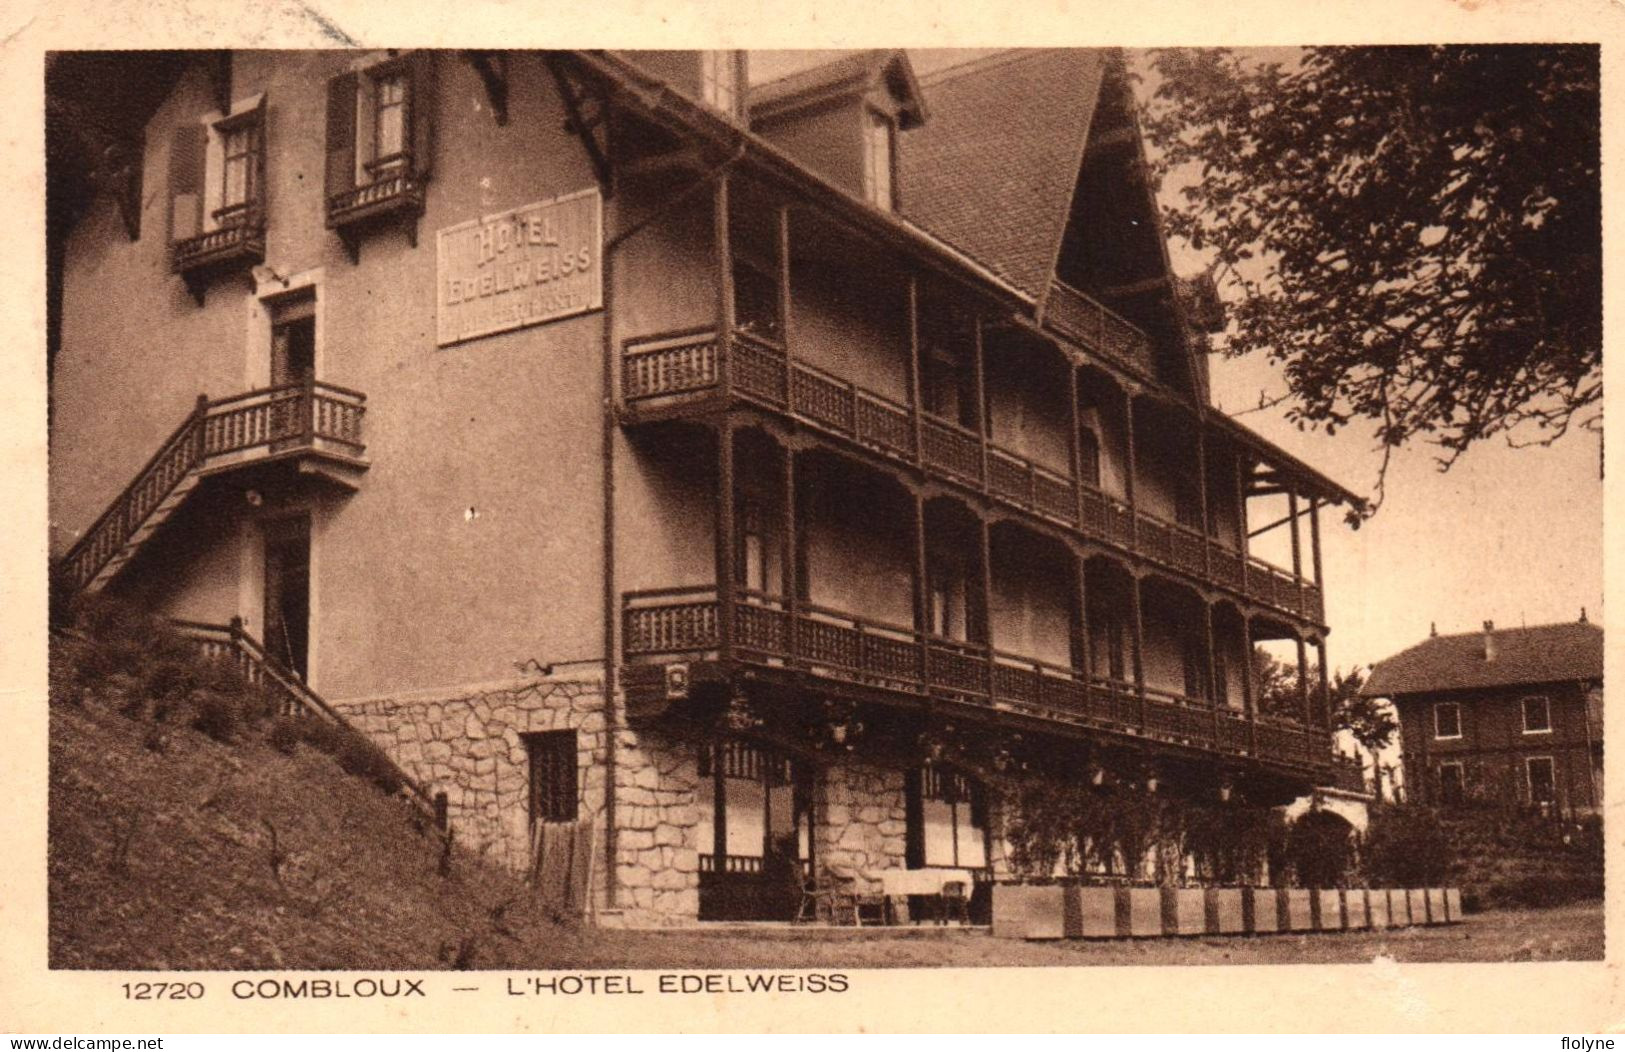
[[59, 378, 366, 595]]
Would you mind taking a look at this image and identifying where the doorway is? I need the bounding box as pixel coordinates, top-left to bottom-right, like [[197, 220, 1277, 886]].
[[696, 739, 813, 921], [262, 516, 311, 679]]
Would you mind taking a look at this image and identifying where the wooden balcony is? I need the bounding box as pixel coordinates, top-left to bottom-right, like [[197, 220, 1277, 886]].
[[1043, 281, 1157, 379], [621, 328, 1326, 627], [623, 587, 1335, 777], [60, 379, 367, 593]]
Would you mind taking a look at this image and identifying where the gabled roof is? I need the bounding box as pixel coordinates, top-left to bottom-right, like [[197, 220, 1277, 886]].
[[897, 49, 1107, 300], [750, 49, 927, 129], [1363, 621, 1604, 698]]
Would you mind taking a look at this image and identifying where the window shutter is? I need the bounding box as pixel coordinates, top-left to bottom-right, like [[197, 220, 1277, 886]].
[[407, 50, 437, 180], [325, 72, 358, 201], [167, 122, 206, 243]]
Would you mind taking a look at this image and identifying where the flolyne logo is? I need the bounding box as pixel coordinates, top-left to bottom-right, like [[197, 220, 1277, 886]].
[[436, 187, 603, 347]]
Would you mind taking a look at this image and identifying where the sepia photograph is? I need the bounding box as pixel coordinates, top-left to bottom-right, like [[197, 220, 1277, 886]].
[[20, 17, 1611, 1028]]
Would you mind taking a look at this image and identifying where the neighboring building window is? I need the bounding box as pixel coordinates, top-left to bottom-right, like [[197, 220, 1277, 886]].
[[1526, 756, 1556, 804], [372, 70, 408, 168], [217, 110, 261, 223], [909, 767, 987, 869], [702, 51, 739, 115], [863, 109, 895, 210], [1438, 761, 1465, 805], [525, 730, 578, 824], [1522, 694, 1552, 734], [1434, 701, 1462, 740]]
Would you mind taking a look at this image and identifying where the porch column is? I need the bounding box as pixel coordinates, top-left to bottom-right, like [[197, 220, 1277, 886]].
[[714, 175, 734, 378], [777, 204, 794, 402], [1309, 497, 1325, 593], [1233, 451, 1251, 593], [1288, 485, 1303, 580], [1316, 638, 1332, 731], [912, 491, 929, 635], [979, 516, 995, 698], [1195, 420, 1212, 576], [1203, 600, 1219, 705], [973, 316, 990, 488], [1068, 362, 1084, 526], [1130, 574, 1147, 712], [716, 420, 736, 662], [1295, 633, 1310, 724], [1073, 553, 1092, 677], [783, 445, 798, 662], [1241, 614, 1258, 755], [1124, 391, 1140, 548], [907, 275, 924, 466]]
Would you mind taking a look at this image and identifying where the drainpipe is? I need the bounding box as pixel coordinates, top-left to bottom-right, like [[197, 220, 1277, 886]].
[[599, 140, 746, 914]]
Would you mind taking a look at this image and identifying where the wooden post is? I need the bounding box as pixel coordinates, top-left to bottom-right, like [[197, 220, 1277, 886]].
[[1316, 638, 1332, 730], [907, 275, 924, 465], [1195, 420, 1212, 576], [1068, 362, 1084, 528], [1130, 573, 1147, 729], [783, 445, 798, 665], [1074, 553, 1092, 679], [1288, 486, 1303, 580], [716, 420, 736, 663], [714, 176, 734, 393], [1241, 615, 1257, 756], [1124, 391, 1139, 545], [302, 367, 317, 446], [979, 515, 995, 698], [1234, 450, 1251, 592], [777, 204, 793, 403], [1309, 497, 1325, 593], [1295, 633, 1310, 724], [973, 315, 990, 488], [913, 491, 930, 681], [194, 393, 210, 462]]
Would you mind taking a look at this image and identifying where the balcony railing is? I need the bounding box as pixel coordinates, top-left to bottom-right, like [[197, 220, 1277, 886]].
[[326, 171, 426, 230], [621, 328, 1326, 625], [1043, 281, 1157, 378], [171, 213, 266, 275], [60, 378, 367, 592], [624, 587, 1335, 776]]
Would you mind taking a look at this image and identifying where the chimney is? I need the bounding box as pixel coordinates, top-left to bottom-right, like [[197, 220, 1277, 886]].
[[1580, 607, 1589, 624], [1482, 620, 1497, 661], [1429, 621, 1438, 638]]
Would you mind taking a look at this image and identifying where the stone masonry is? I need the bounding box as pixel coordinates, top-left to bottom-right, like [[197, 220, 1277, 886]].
[[331, 672, 704, 926], [813, 759, 908, 893]]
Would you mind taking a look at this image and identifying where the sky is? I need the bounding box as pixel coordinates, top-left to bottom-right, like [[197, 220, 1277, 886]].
[[749, 47, 1605, 676]]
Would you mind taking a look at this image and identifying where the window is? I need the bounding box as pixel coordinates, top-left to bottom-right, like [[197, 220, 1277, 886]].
[[701, 51, 740, 116], [1522, 694, 1552, 734], [863, 109, 895, 211], [697, 741, 806, 869], [269, 293, 317, 386], [526, 730, 578, 823], [908, 767, 987, 869], [1438, 762, 1465, 805], [1181, 635, 1209, 701], [1212, 653, 1229, 708], [731, 257, 782, 344], [1095, 612, 1127, 681], [737, 499, 774, 595], [1526, 756, 1556, 804], [216, 108, 261, 224], [1434, 702, 1462, 740], [372, 71, 407, 169]]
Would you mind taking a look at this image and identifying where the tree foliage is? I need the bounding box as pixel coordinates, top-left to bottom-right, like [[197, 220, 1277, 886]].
[[1143, 46, 1601, 511], [1252, 649, 1396, 752]]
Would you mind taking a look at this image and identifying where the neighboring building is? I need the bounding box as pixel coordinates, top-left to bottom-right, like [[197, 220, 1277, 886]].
[[1365, 618, 1603, 813], [47, 48, 1361, 924]]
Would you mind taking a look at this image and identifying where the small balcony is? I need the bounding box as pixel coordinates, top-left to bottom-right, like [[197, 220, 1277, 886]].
[[1044, 280, 1157, 379], [620, 328, 1326, 626], [623, 587, 1334, 776]]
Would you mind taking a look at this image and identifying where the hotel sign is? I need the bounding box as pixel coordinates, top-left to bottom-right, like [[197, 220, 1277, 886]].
[[436, 188, 602, 347]]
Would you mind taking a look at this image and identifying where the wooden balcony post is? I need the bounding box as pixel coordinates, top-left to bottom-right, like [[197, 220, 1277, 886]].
[[1130, 572, 1147, 729], [716, 419, 736, 663], [1287, 485, 1303, 580], [973, 314, 989, 487], [979, 515, 995, 699], [1124, 390, 1139, 545], [1073, 552, 1092, 682], [1069, 364, 1085, 528], [1295, 632, 1310, 724], [783, 445, 798, 665], [1205, 600, 1222, 744], [907, 275, 924, 465], [1241, 614, 1257, 755], [1309, 496, 1325, 593], [777, 204, 793, 375], [1234, 451, 1250, 593], [1195, 419, 1212, 577], [913, 491, 929, 681], [1316, 638, 1332, 730], [714, 175, 734, 395], [193, 393, 210, 461]]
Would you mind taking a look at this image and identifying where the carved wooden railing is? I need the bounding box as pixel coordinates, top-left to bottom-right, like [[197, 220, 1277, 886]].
[[1043, 281, 1157, 378], [60, 378, 367, 593], [327, 171, 426, 228], [172, 618, 446, 835], [172, 212, 267, 274], [623, 588, 1335, 775], [621, 327, 1327, 626]]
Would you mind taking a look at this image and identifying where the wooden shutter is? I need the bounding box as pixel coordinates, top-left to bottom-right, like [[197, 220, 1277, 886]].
[[167, 123, 206, 243], [407, 50, 438, 180], [325, 72, 358, 201]]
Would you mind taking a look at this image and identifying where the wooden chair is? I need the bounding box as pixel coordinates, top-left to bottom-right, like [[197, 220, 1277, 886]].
[[796, 870, 861, 926]]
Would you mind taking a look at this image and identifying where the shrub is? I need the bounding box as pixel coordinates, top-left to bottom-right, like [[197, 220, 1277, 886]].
[[294, 716, 404, 797], [1363, 805, 1452, 887], [189, 689, 244, 743], [268, 716, 302, 755], [1284, 810, 1357, 888]]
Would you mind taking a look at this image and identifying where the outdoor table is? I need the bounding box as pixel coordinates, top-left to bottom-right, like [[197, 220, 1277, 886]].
[[879, 867, 976, 924]]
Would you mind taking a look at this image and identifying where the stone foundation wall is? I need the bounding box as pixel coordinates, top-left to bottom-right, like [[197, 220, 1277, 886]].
[[813, 760, 907, 893], [331, 676, 705, 927]]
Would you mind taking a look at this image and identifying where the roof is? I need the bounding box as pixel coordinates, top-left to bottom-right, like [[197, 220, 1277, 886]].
[[897, 49, 1108, 299], [1363, 621, 1604, 698], [750, 49, 927, 129]]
